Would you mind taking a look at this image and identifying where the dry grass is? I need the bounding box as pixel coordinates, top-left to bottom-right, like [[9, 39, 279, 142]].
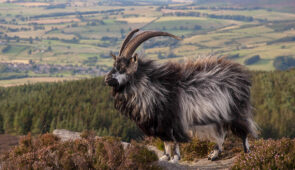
[[29, 18, 80, 24], [0, 60, 30, 64], [156, 16, 206, 22], [7, 30, 47, 39], [16, 2, 50, 7], [117, 17, 156, 23]]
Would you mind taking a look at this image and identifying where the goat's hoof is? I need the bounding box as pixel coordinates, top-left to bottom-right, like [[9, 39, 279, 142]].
[[208, 150, 220, 161], [210, 156, 219, 161], [159, 154, 170, 161], [208, 151, 213, 160], [244, 149, 250, 153], [169, 155, 180, 164]]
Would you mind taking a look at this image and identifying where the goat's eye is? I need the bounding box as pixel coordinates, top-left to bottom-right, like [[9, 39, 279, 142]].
[[118, 68, 125, 74]]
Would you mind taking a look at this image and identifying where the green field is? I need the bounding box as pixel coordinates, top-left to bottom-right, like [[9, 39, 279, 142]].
[[0, 0, 295, 85]]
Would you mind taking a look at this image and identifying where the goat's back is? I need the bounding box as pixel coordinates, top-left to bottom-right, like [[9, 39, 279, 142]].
[[178, 57, 252, 127]]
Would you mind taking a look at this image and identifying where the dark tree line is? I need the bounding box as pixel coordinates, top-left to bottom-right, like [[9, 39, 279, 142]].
[[204, 13, 254, 22], [251, 69, 295, 138], [30, 9, 124, 19], [0, 78, 142, 141], [267, 36, 295, 45]]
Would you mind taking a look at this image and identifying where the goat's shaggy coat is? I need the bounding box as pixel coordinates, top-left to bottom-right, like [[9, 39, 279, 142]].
[[105, 29, 257, 161], [112, 57, 256, 141]]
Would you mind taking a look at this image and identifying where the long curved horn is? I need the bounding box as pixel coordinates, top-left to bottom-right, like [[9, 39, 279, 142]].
[[120, 30, 181, 58], [119, 28, 140, 56]]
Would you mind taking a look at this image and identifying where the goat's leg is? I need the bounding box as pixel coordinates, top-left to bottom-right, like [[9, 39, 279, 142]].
[[242, 136, 250, 153], [208, 128, 226, 161], [159, 141, 172, 161], [231, 119, 251, 153], [208, 144, 222, 161], [169, 142, 181, 163]]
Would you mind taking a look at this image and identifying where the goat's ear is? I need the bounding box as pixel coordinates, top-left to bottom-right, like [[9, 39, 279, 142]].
[[110, 52, 116, 60], [131, 53, 138, 64], [126, 53, 138, 74]]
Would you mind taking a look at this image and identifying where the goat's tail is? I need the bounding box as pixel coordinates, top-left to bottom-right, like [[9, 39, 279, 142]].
[[247, 117, 259, 138], [230, 117, 259, 139]]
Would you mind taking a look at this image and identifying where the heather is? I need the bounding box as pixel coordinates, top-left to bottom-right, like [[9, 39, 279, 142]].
[[232, 138, 295, 170], [0, 133, 160, 170]]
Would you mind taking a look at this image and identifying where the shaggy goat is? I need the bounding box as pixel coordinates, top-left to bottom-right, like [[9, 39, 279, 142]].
[[105, 29, 257, 162]]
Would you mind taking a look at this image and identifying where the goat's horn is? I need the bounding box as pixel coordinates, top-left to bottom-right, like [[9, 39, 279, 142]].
[[120, 30, 181, 58], [119, 28, 140, 56]]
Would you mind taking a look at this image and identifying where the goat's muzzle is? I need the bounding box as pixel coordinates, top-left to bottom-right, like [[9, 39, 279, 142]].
[[105, 74, 119, 87]]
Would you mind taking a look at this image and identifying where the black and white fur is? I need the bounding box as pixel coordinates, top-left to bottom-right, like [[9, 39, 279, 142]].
[[105, 30, 257, 162]]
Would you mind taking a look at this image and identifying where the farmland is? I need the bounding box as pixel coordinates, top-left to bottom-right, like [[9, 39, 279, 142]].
[[0, 0, 295, 85]]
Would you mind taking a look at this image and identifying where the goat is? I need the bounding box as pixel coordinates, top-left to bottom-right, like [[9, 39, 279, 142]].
[[105, 29, 258, 162]]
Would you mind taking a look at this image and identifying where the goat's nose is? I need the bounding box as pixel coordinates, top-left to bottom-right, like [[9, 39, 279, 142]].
[[104, 75, 111, 83]]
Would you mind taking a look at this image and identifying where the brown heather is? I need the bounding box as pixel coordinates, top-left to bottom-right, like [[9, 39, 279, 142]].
[[232, 138, 295, 170], [0, 133, 160, 170]]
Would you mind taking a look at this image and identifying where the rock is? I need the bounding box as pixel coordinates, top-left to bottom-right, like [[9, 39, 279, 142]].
[[52, 129, 81, 141], [52, 129, 131, 150]]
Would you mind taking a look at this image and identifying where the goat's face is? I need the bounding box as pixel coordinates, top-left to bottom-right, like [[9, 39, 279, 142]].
[[105, 54, 138, 88], [104, 28, 180, 88]]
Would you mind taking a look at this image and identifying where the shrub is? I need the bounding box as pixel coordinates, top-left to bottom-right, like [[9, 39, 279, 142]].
[[124, 141, 159, 170], [143, 137, 164, 151], [0, 133, 160, 170], [167, 52, 179, 58], [1, 45, 11, 53], [244, 55, 260, 65], [180, 138, 215, 161], [273, 56, 295, 70], [232, 138, 295, 170]]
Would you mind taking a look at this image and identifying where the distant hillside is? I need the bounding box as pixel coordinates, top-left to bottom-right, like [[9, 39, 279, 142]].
[[195, 0, 295, 13], [0, 69, 295, 139]]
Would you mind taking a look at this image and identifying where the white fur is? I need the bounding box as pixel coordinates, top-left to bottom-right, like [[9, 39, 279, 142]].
[[209, 150, 219, 160], [159, 155, 169, 161], [164, 141, 172, 156], [112, 72, 127, 85], [175, 143, 180, 157], [162, 142, 181, 163], [169, 155, 180, 163], [245, 138, 249, 151]]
